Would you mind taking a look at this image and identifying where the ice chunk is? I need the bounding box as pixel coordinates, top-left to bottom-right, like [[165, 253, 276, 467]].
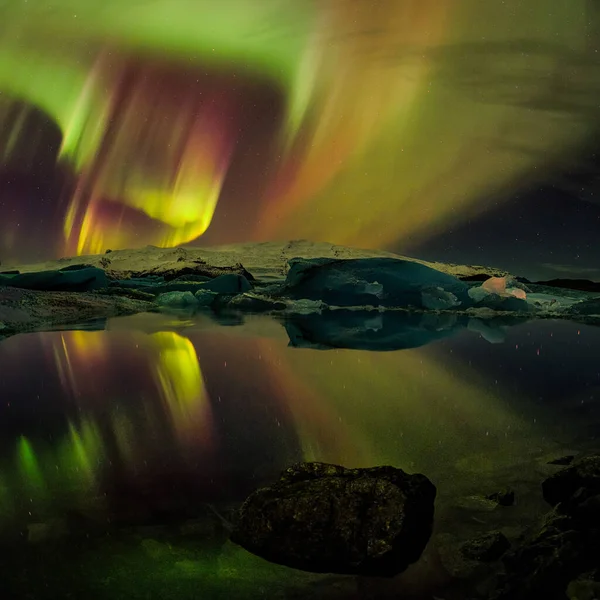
[[481, 276, 507, 295], [481, 276, 527, 300], [468, 277, 530, 312], [508, 288, 527, 300], [421, 287, 461, 310], [467, 318, 507, 343]]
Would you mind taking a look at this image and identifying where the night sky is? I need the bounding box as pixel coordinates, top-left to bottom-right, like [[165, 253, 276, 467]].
[[0, 0, 599, 281]]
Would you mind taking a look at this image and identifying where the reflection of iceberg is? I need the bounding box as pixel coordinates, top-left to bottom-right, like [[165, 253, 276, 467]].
[[283, 308, 538, 351], [467, 318, 508, 344], [284, 310, 466, 351]]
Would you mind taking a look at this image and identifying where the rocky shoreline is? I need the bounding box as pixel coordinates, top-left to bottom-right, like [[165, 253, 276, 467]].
[[0, 242, 598, 341]]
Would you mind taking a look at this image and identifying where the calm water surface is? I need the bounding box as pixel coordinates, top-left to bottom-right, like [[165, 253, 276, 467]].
[[0, 313, 598, 599]]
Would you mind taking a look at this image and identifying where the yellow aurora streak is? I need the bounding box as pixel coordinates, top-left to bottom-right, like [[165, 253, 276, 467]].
[[49, 329, 214, 467], [0, 1, 597, 255]]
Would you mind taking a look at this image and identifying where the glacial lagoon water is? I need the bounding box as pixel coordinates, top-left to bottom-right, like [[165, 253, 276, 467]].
[[0, 312, 598, 599]]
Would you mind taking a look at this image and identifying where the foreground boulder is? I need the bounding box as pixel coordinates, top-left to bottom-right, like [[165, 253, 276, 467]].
[[230, 462, 436, 577], [491, 453, 600, 599], [542, 454, 600, 511]]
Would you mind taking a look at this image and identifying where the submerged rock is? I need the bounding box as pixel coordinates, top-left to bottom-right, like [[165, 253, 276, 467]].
[[437, 531, 511, 581], [281, 257, 471, 309], [460, 531, 510, 562], [155, 291, 198, 308], [542, 454, 600, 509], [230, 461, 436, 577], [486, 488, 515, 507]]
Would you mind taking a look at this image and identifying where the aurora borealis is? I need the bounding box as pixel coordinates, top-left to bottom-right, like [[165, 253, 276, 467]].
[[0, 0, 599, 276]]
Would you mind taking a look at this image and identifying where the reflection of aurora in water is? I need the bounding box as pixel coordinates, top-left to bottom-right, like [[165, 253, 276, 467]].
[[0, 313, 571, 528], [0, 1, 599, 260]]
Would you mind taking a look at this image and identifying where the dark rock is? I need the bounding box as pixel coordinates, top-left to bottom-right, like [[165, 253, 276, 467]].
[[548, 455, 575, 466], [0, 267, 108, 292], [109, 277, 165, 289], [105, 249, 112, 254], [169, 274, 211, 283], [486, 488, 515, 507], [0, 270, 19, 275], [564, 299, 600, 317], [230, 461, 436, 577], [197, 273, 252, 294], [460, 531, 510, 562], [455, 495, 504, 512], [569, 493, 600, 527], [533, 279, 600, 293], [567, 569, 600, 600], [96, 287, 156, 301], [127, 275, 253, 300], [281, 257, 472, 309], [225, 293, 287, 312], [58, 263, 96, 272], [492, 504, 600, 600], [156, 261, 255, 282], [494, 521, 586, 600], [436, 533, 490, 580], [542, 454, 600, 509], [140, 275, 251, 298]]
